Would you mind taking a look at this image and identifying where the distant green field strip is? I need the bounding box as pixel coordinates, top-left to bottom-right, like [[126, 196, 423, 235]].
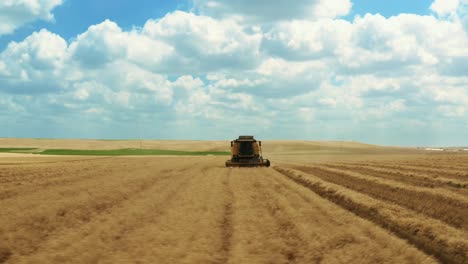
[[0, 148, 229, 156], [39, 148, 230, 156], [0, 148, 39, 152]]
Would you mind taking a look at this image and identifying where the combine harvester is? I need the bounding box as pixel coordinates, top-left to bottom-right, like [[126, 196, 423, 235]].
[[225, 136, 270, 167]]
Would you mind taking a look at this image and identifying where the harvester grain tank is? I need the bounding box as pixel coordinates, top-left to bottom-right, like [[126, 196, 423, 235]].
[[225, 136, 270, 167]]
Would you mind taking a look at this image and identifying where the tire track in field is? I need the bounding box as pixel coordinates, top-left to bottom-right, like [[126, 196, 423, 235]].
[[227, 168, 306, 263], [289, 165, 468, 230], [172, 165, 234, 264], [252, 178, 303, 263], [0, 247, 12, 264], [259, 172, 325, 263], [273, 166, 467, 264], [218, 168, 233, 264]]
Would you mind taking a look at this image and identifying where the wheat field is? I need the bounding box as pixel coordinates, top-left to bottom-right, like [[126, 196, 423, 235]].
[[0, 139, 467, 263]]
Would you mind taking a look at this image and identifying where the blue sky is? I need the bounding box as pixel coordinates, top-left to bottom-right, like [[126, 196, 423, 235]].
[[348, 0, 434, 18], [0, 0, 467, 146]]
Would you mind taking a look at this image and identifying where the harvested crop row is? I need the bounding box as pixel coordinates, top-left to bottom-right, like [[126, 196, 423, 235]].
[[373, 155, 468, 165], [273, 166, 468, 264], [323, 164, 467, 194], [288, 165, 468, 230], [341, 162, 468, 180], [227, 167, 435, 264], [368, 160, 468, 171]]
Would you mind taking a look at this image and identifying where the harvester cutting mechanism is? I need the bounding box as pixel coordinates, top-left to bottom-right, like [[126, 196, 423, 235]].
[[225, 136, 270, 167]]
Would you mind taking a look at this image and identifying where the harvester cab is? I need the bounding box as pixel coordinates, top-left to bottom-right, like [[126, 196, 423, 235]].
[[225, 136, 270, 167]]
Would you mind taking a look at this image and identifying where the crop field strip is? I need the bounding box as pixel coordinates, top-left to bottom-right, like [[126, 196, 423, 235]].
[[287, 165, 468, 229], [0, 159, 185, 260], [334, 161, 468, 181], [273, 159, 468, 263], [273, 166, 467, 264], [225, 168, 433, 263], [0, 157, 206, 262], [23, 166, 225, 263], [321, 164, 468, 195], [0, 156, 439, 263], [0, 158, 119, 200], [365, 161, 468, 171], [363, 155, 468, 167], [323, 163, 464, 187]]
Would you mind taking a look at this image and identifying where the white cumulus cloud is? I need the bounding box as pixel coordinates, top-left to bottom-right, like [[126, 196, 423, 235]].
[[431, 0, 459, 16], [0, 29, 67, 92], [0, 0, 62, 36], [143, 11, 262, 73]]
